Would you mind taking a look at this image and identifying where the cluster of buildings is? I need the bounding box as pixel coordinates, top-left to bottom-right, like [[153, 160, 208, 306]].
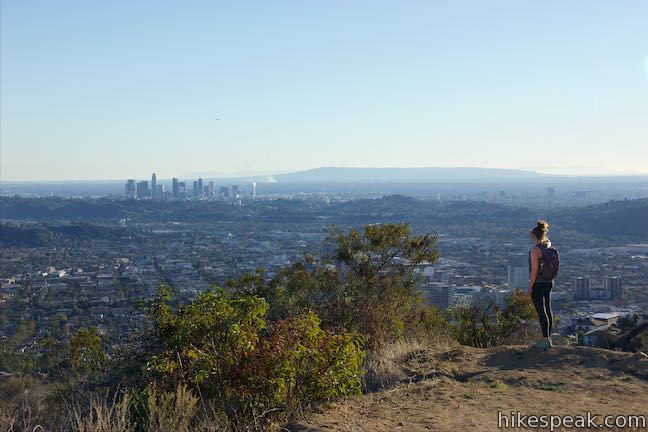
[[414, 257, 517, 312], [566, 308, 648, 348], [124, 173, 257, 201], [506, 253, 625, 301], [572, 276, 624, 301], [0, 225, 325, 346], [0, 263, 148, 341]]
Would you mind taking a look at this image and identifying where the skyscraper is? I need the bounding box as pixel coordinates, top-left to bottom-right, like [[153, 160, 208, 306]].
[[232, 185, 240, 198], [172, 178, 179, 198], [507, 253, 528, 289], [124, 179, 136, 199], [421, 283, 455, 310], [136, 181, 149, 199], [197, 178, 204, 198], [573, 277, 591, 300], [178, 181, 186, 199], [250, 181, 257, 199], [151, 173, 157, 200], [605, 277, 624, 300]]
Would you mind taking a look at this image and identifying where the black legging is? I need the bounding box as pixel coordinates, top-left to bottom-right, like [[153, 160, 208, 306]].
[[531, 281, 554, 337]]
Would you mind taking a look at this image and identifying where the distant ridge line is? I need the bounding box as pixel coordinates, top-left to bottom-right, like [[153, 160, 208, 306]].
[[273, 166, 548, 183]]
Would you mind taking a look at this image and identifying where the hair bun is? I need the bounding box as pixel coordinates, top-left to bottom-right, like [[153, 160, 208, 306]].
[[537, 220, 549, 232]]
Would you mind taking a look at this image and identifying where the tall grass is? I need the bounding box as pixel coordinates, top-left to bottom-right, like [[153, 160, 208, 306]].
[[0, 376, 47, 432], [145, 383, 197, 432], [71, 391, 134, 432]]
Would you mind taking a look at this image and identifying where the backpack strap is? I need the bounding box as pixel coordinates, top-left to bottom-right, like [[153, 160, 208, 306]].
[[535, 243, 546, 262]]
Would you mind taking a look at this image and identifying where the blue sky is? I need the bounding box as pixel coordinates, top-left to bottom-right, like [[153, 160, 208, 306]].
[[1, 1, 647, 180]]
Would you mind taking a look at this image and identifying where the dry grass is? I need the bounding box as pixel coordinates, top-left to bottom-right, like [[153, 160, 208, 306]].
[[71, 391, 134, 432], [0, 382, 283, 432], [146, 383, 197, 432], [0, 376, 48, 432], [363, 337, 456, 392], [490, 378, 509, 392]]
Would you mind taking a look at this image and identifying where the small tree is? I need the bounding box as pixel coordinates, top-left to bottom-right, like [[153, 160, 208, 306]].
[[69, 327, 106, 375], [228, 223, 440, 348]]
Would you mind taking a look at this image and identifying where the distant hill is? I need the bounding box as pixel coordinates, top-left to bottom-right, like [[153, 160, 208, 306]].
[[1, 196, 647, 240], [273, 167, 548, 183], [551, 198, 648, 238], [0, 222, 134, 248]]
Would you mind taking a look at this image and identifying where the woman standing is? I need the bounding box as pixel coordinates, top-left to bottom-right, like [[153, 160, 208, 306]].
[[528, 220, 555, 348]]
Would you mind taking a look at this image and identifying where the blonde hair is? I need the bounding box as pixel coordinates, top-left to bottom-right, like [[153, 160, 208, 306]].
[[531, 220, 549, 243]]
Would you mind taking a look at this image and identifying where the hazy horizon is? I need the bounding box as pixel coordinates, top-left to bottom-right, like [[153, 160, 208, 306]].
[[2, 1, 648, 181], [2, 164, 648, 184]]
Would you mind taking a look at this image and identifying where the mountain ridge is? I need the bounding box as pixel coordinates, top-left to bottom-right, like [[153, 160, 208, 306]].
[[273, 166, 549, 183]]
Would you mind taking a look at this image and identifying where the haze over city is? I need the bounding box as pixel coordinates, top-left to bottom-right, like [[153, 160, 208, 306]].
[[2, 1, 648, 181]]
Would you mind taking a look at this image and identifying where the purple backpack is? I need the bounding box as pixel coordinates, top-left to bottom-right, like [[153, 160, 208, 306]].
[[538, 245, 560, 280]]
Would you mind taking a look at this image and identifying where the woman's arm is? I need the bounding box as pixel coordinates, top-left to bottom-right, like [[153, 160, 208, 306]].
[[528, 247, 540, 296]]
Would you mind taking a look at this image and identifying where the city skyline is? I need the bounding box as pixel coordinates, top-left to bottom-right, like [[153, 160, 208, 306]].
[[124, 171, 255, 200], [2, 1, 648, 181]]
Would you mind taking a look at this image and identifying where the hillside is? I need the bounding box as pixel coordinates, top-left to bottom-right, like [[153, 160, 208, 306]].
[[0, 222, 135, 247], [2, 196, 647, 240], [288, 344, 648, 431], [552, 198, 648, 238]]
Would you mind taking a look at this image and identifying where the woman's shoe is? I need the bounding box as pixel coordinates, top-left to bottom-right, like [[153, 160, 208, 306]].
[[531, 339, 544, 348], [532, 339, 551, 349]]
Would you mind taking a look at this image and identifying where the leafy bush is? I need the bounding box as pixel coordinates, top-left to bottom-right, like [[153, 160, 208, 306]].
[[249, 312, 365, 409], [148, 287, 365, 422], [149, 286, 268, 402]]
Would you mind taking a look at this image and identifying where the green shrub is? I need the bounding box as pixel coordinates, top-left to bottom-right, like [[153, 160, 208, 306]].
[[148, 287, 365, 421], [249, 312, 365, 409], [149, 286, 268, 400]]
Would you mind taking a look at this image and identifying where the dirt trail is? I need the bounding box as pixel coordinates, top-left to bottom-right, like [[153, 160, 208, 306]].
[[287, 345, 648, 431]]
